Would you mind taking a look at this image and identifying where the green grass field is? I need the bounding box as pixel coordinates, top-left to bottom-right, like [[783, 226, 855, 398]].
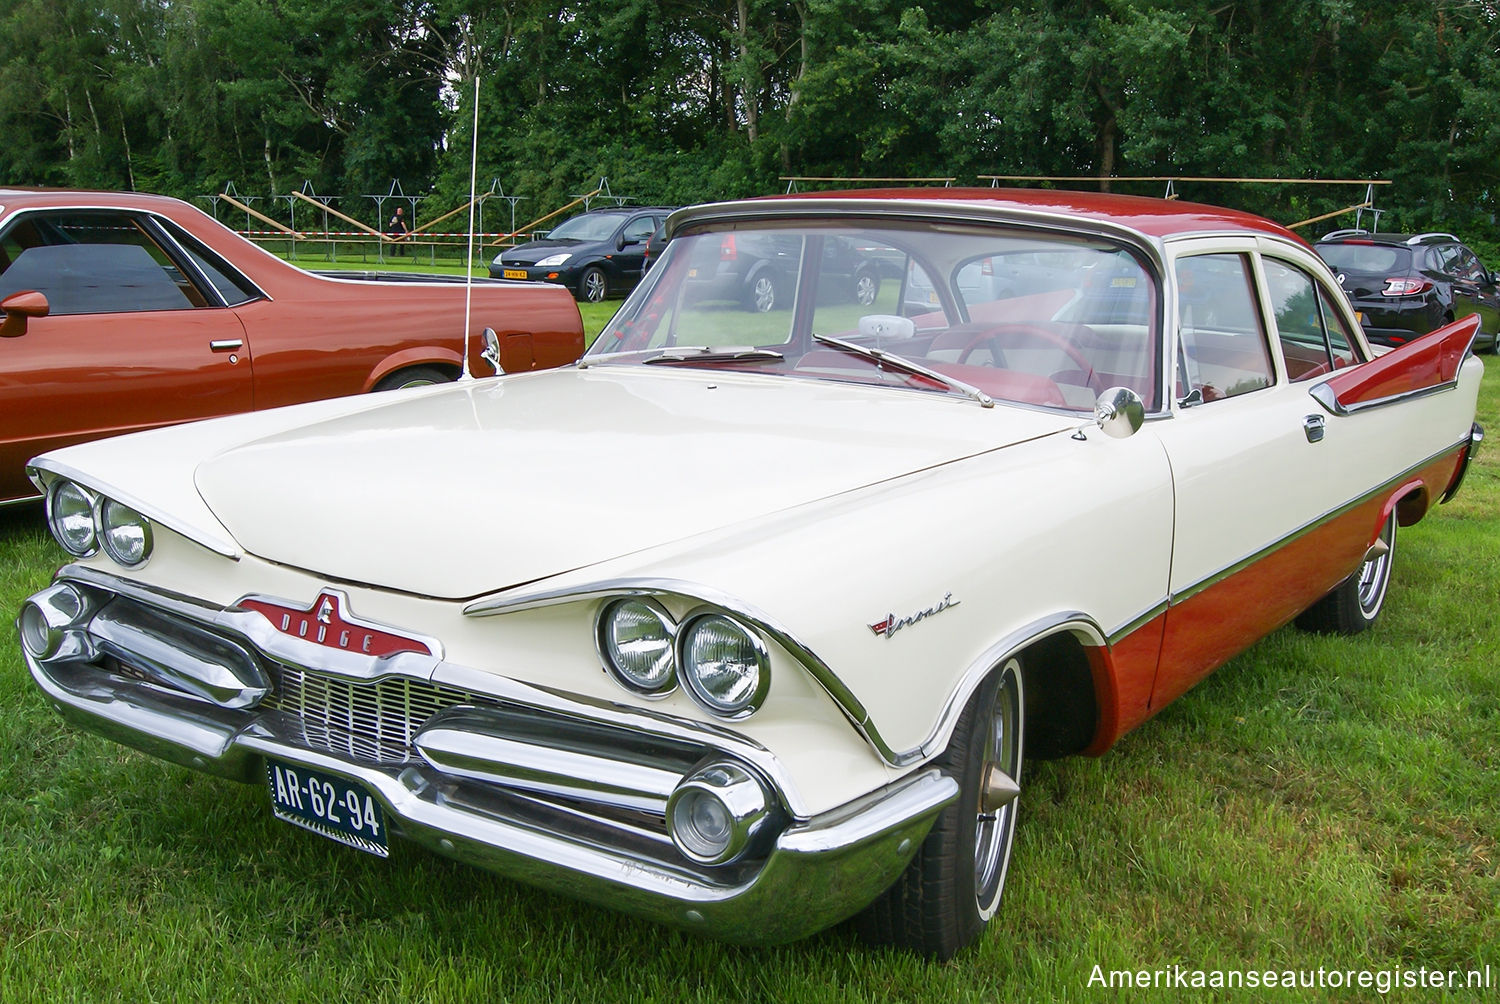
[[1, 355, 1495, 1002]]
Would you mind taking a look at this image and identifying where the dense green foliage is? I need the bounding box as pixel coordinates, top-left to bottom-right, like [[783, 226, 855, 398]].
[[1, 1, 1497, 239]]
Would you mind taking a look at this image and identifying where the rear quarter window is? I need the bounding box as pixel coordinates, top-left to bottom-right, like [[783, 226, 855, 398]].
[[1316, 244, 1408, 274]]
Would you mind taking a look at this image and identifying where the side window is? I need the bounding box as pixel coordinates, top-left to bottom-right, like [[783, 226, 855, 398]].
[[1175, 253, 1273, 403], [1263, 259, 1358, 381], [0, 210, 206, 314], [156, 218, 261, 306], [622, 217, 656, 244], [1452, 247, 1486, 283], [1316, 286, 1360, 370]]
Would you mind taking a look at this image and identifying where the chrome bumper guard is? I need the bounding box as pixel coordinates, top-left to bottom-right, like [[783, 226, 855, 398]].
[[19, 575, 957, 943]]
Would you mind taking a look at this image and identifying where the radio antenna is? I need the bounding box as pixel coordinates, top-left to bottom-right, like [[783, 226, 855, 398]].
[[460, 73, 481, 381]]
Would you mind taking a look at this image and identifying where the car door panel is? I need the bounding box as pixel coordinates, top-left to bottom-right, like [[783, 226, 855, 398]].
[[0, 309, 252, 501]]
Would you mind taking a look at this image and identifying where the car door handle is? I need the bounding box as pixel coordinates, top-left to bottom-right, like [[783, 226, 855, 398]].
[[1304, 415, 1326, 443], [209, 339, 244, 352]]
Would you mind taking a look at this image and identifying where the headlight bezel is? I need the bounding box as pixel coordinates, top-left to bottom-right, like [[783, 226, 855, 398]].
[[676, 609, 771, 719], [535, 252, 573, 267], [45, 479, 100, 557], [43, 478, 154, 568], [595, 596, 679, 697]]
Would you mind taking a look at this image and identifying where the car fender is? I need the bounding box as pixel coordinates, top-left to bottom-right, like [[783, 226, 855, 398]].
[[362, 346, 465, 391]]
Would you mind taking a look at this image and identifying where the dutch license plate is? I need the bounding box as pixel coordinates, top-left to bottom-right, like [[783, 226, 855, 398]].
[[1355, 311, 1364, 324], [503, 268, 528, 280], [267, 758, 388, 857]]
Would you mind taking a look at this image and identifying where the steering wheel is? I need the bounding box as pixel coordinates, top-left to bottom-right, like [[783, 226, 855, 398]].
[[956, 324, 1100, 391]]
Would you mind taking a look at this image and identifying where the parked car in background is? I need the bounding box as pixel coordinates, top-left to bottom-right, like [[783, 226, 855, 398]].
[[641, 222, 668, 273], [19, 190, 1482, 960], [1314, 230, 1500, 350], [0, 189, 585, 506], [680, 230, 886, 312], [490, 206, 675, 302]]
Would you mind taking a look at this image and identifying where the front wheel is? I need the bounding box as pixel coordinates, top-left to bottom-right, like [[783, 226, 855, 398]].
[[577, 266, 608, 303], [855, 657, 1024, 959], [1296, 509, 1396, 634]]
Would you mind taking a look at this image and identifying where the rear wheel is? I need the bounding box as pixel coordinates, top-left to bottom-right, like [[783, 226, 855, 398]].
[[1296, 509, 1396, 634], [852, 268, 880, 306], [745, 273, 781, 313], [373, 365, 451, 391], [855, 657, 1024, 959]]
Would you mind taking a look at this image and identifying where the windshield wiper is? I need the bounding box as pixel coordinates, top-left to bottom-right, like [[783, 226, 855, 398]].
[[642, 346, 785, 365], [811, 333, 995, 408]]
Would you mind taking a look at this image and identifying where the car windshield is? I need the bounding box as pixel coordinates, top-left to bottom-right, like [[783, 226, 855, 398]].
[[547, 212, 630, 241], [1317, 243, 1408, 274], [586, 222, 1161, 412]]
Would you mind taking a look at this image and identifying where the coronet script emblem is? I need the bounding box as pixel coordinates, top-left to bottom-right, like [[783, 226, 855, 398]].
[[870, 592, 960, 639], [239, 590, 437, 657]]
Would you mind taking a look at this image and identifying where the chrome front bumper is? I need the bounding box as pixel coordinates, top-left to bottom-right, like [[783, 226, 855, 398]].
[[19, 574, 956, 944]]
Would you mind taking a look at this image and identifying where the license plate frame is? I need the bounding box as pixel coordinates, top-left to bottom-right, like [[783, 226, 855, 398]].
[[502, 268, 528, 280], [266, 758, 388, 857]]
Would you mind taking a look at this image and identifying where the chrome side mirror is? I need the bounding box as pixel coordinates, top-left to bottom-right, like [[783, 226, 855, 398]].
[[481, 327, 502, 374], [1093, 386, 1144, 439]]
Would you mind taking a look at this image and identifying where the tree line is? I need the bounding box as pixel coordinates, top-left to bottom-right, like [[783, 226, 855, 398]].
[[2, 0, 1497, 243]]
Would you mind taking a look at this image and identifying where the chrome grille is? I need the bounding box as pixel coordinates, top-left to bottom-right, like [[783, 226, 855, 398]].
[[265, 666, 486, 764]]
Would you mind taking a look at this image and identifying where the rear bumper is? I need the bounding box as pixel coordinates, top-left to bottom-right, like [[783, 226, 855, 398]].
[[20, 576, 954, 944]]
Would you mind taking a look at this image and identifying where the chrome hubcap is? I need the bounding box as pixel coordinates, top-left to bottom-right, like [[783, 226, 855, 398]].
[[1357, 514, 1395, 616], [974, 659, 1022, 916]]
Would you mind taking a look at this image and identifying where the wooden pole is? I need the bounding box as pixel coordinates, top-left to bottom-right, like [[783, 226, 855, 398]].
[[411, 194, 487, 235], [1286, 202, 1372, 230], [218, 193, 304, 239], [290, 190, 397, 242], [487, 188, 603, 247]]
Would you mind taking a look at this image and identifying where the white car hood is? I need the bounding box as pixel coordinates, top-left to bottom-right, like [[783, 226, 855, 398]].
[[192, 366, 1076, 598]]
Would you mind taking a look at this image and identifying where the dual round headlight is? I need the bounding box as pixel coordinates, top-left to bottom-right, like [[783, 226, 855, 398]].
[[596, 598, 770, 717], [45, 480, 153, 567]]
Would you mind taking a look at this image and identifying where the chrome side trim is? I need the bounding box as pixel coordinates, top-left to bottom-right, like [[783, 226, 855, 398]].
[[1309, 376, 1464, 417], [1107, 599, 1171, 646], [0, 492, 42, 508], [1440, 423, 1483, 504], [906, 612, 1107, 764], [26, 461, 241, 559], [1169, 434, 1470, 607]]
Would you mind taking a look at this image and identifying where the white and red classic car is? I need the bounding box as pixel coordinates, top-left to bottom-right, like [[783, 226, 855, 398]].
[[16, 190, 1483, 958]]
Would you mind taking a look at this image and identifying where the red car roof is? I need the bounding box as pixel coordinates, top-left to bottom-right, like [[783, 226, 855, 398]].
[[775, 187, 1308, 245]]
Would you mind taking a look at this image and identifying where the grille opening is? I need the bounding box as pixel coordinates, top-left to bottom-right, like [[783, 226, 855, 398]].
[[263, 664, 488, 764]]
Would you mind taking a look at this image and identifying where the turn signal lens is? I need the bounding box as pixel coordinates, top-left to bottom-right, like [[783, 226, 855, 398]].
[[667, 762, 775, 865]]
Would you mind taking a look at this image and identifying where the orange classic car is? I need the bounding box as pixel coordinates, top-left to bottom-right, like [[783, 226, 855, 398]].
[[0, 188, 585, 504]]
